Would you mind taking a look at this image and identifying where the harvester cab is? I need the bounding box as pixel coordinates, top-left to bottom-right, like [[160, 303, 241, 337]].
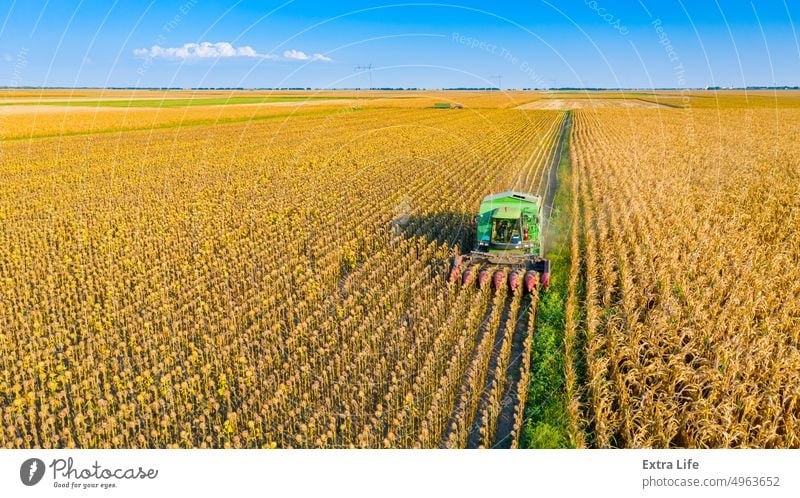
[[449, 191, 551, 292]]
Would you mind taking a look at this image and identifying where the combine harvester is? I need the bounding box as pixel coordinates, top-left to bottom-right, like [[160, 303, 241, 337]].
[[449, 191, 551, 292]]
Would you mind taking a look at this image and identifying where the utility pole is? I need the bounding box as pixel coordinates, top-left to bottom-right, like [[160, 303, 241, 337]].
[[490, 74, 502, 91], [354, 64, 374, 89]]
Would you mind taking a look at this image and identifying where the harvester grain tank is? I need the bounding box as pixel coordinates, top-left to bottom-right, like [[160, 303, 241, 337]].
[[449, 191, 551, 292]]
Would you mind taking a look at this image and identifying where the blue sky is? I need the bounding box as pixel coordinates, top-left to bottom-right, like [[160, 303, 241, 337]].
[[1, 0, 798, 89]]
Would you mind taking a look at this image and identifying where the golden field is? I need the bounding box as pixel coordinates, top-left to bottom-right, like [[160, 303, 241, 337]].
[[0, 89, 539, 140], [0, 93, 564, 448], [1, 90, 798, 448], [567, 107, 800, 447]]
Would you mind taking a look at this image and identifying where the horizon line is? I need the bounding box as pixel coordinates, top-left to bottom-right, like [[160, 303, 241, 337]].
[[1, 85, 799, 91]]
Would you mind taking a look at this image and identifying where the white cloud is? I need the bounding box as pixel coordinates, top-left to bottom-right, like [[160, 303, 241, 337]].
[[282, 49, 332, 62], [133, 42, 277, 60], [133, 42, 332, 62], [283, 49, 309, 60]]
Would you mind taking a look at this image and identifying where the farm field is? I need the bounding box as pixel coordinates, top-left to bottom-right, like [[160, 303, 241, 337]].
[[2, 95, 356, 107], [0, 90, 798, 449], [0, 93, 565, 448], [564, 106, 800, 447], [517, 98, 666, 110], [0, 90, 535, 140]]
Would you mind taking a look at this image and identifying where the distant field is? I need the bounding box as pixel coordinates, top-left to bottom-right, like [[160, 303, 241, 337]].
[[0, 91, 538, 139], [2, 95, 355, 108], [517, 90, 800, 109], [3, 89, 800, 141], [517, 98, 667, 110]]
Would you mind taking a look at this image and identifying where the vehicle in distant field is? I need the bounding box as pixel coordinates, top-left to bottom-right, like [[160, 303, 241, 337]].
[[448, 191, 551, 291]]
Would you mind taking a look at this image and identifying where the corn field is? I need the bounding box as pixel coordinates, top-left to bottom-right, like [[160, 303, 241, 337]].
[[567, 108, 800, 448]]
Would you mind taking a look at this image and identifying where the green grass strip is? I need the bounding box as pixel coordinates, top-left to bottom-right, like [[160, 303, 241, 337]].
[[520, 110, 575, 448]]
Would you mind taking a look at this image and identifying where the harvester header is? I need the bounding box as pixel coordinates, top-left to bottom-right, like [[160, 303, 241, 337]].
[[449, 191, 551, 292]]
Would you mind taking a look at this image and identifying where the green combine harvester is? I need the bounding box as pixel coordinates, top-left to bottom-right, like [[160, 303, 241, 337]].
[[449, 191, 551, 292]]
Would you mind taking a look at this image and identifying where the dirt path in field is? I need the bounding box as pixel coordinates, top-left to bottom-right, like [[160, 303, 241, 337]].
[[517, 98, 667, 110]]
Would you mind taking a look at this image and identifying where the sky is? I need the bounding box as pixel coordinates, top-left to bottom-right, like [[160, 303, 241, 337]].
[[0, 0, 798, 89]]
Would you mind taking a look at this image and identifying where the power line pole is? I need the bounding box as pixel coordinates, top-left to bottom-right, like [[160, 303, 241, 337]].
[[354, 64, 374, 89], [490, 74, 502, 91]]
